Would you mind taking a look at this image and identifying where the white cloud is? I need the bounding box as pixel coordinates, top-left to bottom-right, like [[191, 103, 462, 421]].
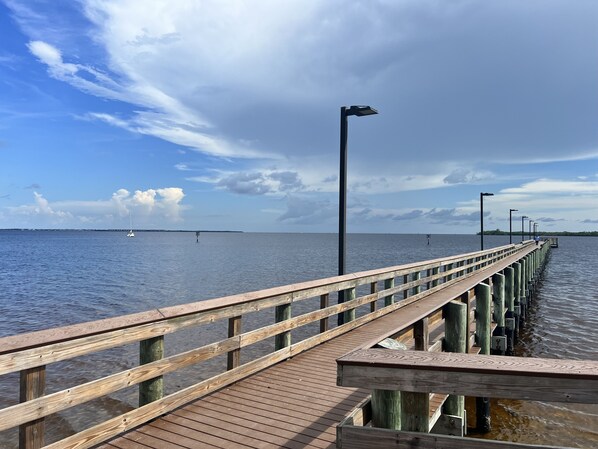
[[5, 188, 186, 226]]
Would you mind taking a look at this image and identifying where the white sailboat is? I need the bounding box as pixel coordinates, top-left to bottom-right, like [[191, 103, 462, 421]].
[[127, 212, 135, 237]]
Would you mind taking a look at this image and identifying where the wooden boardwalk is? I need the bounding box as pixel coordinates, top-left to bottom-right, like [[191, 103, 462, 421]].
[[1, 242, 549, 449], [98, 247, 533, 449]]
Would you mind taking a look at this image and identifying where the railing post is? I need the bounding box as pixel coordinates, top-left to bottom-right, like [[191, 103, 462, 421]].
[[445, 263, 453, 282], [320, 293, 329, 332], [370, 282, 378, 313], [412, 271, 421, 296], [443, 301, 467, 419], [403, 274, 409, 299], [19, 366, 46, 449], [227, 316, 242, 370], [431, 267, 439, 288], [474, 282, 492, 433], [384, 278, 394, 306], [139, 336, 164, 406], [275, 302, 292, 350]]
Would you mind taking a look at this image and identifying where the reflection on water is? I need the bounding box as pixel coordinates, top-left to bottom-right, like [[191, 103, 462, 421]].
[[1, 232, 597, 447]]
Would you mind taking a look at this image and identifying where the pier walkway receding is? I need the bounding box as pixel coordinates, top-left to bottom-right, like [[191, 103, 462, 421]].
[[1, 241, 565, 449]]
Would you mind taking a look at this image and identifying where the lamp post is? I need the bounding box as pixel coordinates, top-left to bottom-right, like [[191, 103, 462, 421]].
[[521, 216, 528, 242], [338, 105, 378, 325], [528, 220, 534, 240], [480, 192, 494, 250], [509, 209, 518, 244]]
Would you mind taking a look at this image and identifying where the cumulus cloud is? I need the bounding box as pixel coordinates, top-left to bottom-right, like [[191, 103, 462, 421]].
[[6, 188, 186, 226]]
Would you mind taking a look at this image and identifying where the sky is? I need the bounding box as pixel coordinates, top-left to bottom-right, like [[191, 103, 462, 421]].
[[1, 0, 597, 233]]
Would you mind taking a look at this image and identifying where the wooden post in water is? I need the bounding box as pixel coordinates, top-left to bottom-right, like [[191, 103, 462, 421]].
[[372, 389, 402, 430], [403, 274, 409, 299], [504, 266, 516, 354], [412, 271, 421, 296], [431, 266, 439, 288], [475, 282, 491, 432], [443, 300, 467, 419], [343, 287, 356, 323], [275, 302, 292, 350], [492, 273, 506, 355], [401, 318, 430, 432], [520, 258, 527, 322], [139, 336, 164, 406], [20, 366, 46, 449], [227, 315, 242, 370], [446, 263, 454, 282], [384, 278, 394, 306], [513, 262, 521, 339]]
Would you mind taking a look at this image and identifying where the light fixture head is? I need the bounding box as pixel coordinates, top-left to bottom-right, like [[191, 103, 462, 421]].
[[346, 105, 378, 117], [481, 192, 494, 197]]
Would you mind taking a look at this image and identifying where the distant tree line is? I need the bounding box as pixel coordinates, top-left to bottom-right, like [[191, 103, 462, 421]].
[[479, 229, 598, 237]]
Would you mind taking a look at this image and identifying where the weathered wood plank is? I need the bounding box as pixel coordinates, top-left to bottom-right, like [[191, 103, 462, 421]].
[[337, 349, 598, 403]]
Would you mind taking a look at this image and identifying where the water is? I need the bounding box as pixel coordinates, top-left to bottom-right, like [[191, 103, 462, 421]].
[[0, 231, 596, 447]]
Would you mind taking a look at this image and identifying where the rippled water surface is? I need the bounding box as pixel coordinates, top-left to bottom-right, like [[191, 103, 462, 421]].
[[0, 231, 596, 447]]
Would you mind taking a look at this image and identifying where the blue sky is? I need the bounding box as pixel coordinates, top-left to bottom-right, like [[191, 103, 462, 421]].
[[1, 0, 597, 233]]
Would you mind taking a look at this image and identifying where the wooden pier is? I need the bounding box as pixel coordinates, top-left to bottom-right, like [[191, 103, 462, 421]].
[[1, 240, 593, 449]]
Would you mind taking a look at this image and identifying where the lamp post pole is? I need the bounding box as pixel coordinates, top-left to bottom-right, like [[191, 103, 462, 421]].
[[480, 192, 494, 250], [509, 209, 518, 244], [338, 105, 378, 325], [529, 220, 534, 240], [521, 216, 528, 242]]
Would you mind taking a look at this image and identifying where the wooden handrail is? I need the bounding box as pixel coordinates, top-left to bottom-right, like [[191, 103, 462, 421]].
[[0, 243, 528, 355]]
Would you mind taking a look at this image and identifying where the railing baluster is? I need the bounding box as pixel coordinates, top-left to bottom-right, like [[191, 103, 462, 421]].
[[320, 294, 329, 333], [227, 315, 242, 369], [370, 282, 378, 313], [275, 303, 292, 350], [19, 366, 45, 449]]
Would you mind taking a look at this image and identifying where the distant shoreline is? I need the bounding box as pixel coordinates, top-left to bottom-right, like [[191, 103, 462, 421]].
[[481, 230, 598, 237], [0, 229, 243, 233]]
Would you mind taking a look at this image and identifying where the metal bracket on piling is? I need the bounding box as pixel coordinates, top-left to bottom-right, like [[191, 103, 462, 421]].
[[430, 414, 464, 437], [506, 318, 516, 331], [491, 336, 507, 352], [514, 305, 521, 316]]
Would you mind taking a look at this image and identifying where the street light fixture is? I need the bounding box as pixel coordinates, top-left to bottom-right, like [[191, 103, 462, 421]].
[[509, 209, 518, 244], [338, 105, 378, 325], [521, 216, 528, 242], [480, 192, 494, 250]]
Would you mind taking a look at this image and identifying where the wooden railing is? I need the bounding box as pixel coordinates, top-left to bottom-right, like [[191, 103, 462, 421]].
[[0, 242, 536, 449], [336, 350, 598, 449]]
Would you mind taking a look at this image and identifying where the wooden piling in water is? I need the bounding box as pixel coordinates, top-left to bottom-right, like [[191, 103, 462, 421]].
[[474, 282, 491, 432], [384, 278, 394, 306], [504, 266, 516, 354], [275, 303, 292, 350], [344, 287, 356, 323], [443, 300, 467, 419], [139, 336, 164, 406], [492, 273, 506, 355]]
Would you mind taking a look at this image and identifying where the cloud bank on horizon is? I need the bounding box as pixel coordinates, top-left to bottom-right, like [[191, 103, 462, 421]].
[[1, 0, 597, 232]]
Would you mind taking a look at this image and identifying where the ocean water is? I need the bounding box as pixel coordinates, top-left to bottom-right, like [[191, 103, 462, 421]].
[[0, 231, 596, 447]]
